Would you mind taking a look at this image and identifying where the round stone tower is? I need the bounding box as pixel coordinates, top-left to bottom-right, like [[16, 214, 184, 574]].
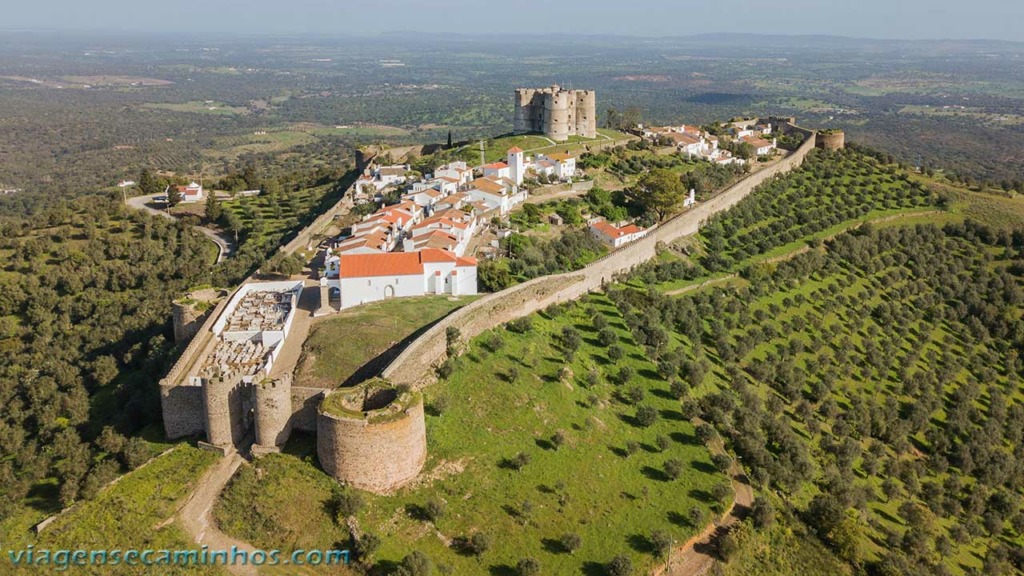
[[544, 87, 572, 142], [253, 374, 293, 453], [317, 379, 427, 493], [817, 130, 846, 151], [575, 90, 597, 138], [203, 372, 234, 448], [172, 303, 200, 344]]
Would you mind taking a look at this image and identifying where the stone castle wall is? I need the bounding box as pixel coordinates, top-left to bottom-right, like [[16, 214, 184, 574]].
[[254, 375, 293, 450], [317, 396, 427, 493], [158, 382, 205, 439], [382, 133, 818, 388], [291, 386, 329, 432]]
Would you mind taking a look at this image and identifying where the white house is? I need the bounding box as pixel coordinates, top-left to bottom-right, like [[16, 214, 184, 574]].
[[465, 176, 527, 215], [683, 189, 697, 208], [482, 161, 511, 181], [356, 164, 411, 193], [405, 209, 478, 256], [323, 249, 478, 310], [741, 135, 777, 156], [535, 153, 577, 181], [434, 161, 474, 187], [170, 182, 204, 203], [589, 220, 649, 249]]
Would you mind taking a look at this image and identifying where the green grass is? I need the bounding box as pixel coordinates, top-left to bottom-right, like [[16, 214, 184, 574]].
[[17, 446, 224, 575], [218, 294, 724, 574], [722, 511, 853, 576], [295, 296, 478, 388]]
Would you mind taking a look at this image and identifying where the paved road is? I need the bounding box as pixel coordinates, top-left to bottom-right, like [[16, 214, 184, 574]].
[[126, 194, 236, 263]]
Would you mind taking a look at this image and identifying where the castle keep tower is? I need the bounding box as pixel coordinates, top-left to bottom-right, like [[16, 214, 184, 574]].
[[514, 85, 597, 142]]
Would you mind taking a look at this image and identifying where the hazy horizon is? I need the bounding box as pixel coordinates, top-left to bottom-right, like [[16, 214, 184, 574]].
[[2, 0, 1023, 43]]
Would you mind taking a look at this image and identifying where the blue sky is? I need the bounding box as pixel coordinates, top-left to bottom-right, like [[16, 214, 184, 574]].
[[4, 0, 1023, 42]]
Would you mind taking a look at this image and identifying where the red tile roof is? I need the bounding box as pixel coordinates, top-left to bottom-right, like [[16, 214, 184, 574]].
[[591, 220, 643, 239], [483, 162, 509, 170], [508, 146, 524, 153], [337, 248, 468, 278]]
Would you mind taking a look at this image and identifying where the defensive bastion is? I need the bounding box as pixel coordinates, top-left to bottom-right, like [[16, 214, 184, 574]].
[[317, 379, 427, 493]]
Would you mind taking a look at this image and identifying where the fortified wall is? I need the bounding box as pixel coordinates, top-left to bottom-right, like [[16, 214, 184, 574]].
[[382, 132, 818, 387]]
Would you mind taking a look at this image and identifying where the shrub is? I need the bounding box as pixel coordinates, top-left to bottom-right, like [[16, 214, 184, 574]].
[[688, 505, 706, 527], [711, 482, 732, 505], [606, 554, 633, 576], [656, 435, 671, 452], [624, 386, 644, 404], [511, 452, 531, 470], [608, 345, 624, 361], [355, 532, 381, 562], [711, 453, 733, 473], [332, 488, 365, 522], [436, 358, 454, 379], [717, 531, 738, 561], [517, 557, 541, 576], [651, 530, 673, 558], [636, 405, 658, 427], [561, 532, 582, 553], [397, 551, 433, 576], [664, 458, 684, 480], [551, 431, 567, 450], [424, 498, 446, 522], [469, 532, 492, 556], [598, 327, 618, 346], [507, 316, 533, 333]]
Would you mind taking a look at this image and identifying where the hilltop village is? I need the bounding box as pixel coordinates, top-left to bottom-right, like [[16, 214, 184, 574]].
[[159, 85, 828, 494]]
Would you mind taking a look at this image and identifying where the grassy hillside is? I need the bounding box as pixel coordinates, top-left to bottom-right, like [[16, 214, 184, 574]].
[[219, 294, 726, 574], [4, 445, 223, 576], [295, 296, 478, 388]]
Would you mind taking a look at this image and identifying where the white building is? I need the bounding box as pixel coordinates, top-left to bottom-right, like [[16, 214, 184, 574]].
[[741, 135, 777, 156], [535, 153, 577, 181], [465, 176, 527, 216], [482, 161, 511, 181], [589, 220, 649, 249], [355, 164, 412, 193], [404, 209, 478, 256], [683, 189, 696, 208], [434, 161, 474, 187], [170, 182, 204, 203], [323, 249, 478, 310]]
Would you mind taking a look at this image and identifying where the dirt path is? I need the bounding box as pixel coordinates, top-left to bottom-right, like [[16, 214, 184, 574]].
[[652, 418, 753, 576], [664, 274, 739, 297], [178, 451, 258, 576]]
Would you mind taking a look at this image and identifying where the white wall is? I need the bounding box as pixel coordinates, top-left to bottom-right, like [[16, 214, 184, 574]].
[[339, 274, 424, 309]]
